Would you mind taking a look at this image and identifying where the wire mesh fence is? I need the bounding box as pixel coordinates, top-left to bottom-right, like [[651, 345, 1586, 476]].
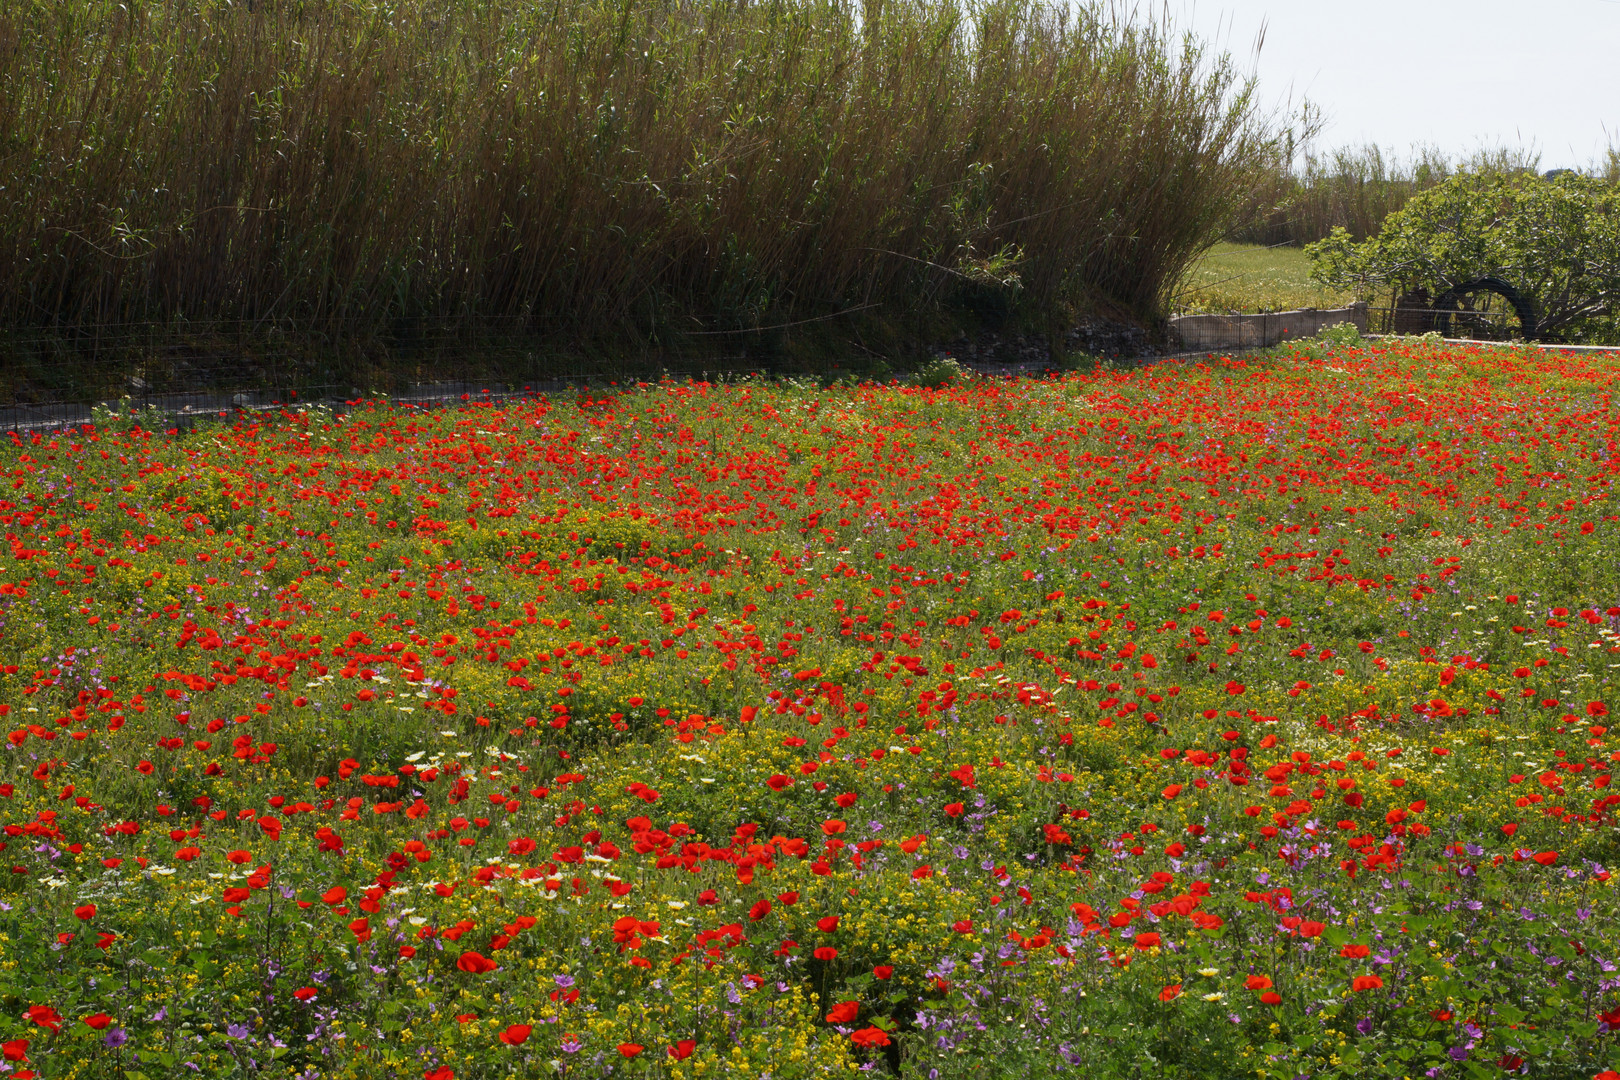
[[0, 319, 790, 433]]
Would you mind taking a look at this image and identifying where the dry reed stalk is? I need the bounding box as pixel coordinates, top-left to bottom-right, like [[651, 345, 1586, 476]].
[[0, 0, 1282, 359]]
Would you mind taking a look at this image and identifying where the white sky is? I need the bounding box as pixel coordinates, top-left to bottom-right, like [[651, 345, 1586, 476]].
[[1171, 0, 1620, 172]]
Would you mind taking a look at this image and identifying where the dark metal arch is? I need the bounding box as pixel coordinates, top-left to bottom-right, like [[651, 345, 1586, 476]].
[[1432, 277, 1539, 341]]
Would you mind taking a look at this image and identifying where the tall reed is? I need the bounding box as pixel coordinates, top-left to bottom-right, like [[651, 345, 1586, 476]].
[[1231, 143, 1546, 247], [0, 0, 1280, 365]]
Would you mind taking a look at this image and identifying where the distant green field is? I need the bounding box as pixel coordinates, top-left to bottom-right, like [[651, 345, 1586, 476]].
[[1173, 242, 1360, 314]]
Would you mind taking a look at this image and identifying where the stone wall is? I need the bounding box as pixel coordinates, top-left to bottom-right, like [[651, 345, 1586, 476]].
[[1169, 303, 1367, 351]]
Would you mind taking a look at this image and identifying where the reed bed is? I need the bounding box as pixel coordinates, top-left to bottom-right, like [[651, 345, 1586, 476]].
[[0, 0, 1280, 375], [1230, 142, 1551, 247]]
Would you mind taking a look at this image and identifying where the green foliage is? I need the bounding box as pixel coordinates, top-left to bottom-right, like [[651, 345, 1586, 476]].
[[1281, 320, 1367, 362], [88, 397, 171, 434], [1306, 172, 1620, 344], [909, 356, 978, 389], [3, 351, 1619, 1079]]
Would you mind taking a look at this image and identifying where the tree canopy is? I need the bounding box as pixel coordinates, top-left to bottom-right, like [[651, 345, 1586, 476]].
[[1306, 172, 1620, 343]]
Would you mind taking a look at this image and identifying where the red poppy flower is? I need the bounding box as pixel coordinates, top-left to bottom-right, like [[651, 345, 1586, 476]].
[[813, 946, 839, 961], [873, 965, 894, 980], [73, 905, 96, 921], [748, 899, 772, 921], [1245, 974, 1273, 990], [850, 1027, 891, 1048], [1339, 943, 1370, 959], [24, 1007, 61, 1033], [943, 802, 965, 818], [2, 1039, 27, 1062], [668, 1040, 696, 1059], [456, 951, 498, 974], [952, 920, 973, 934], [321, 886, 347, 905], [82, 1014, 112, 1030], [617, 1043, 644, 1058], [1133, 932, 1161, 950], [825, 1001, 859, 1024], [1259, 991, 1282, 1006], [425, 1069, 454, 1080], [499, 1024, 532, 1046], [1159, 983, 1183, 1001], [1533, 851, 1559, 866], [1351, 975, 1383, 991], [817, 916, 840, 933], [294, 987, 318, 1002]]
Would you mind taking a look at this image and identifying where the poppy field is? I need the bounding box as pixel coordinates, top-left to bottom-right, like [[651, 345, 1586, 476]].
[[1, 338, 1618, 1079]]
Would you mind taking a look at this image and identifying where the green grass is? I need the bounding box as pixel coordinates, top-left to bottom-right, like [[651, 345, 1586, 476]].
[[1172, 242, 1360, 315]]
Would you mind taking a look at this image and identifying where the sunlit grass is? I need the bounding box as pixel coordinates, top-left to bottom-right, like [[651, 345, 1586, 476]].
[[1172, 243, 1362, 315]]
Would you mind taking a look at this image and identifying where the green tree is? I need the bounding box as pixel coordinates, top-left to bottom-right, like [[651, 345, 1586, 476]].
[[1305, 171, 1620, 343]]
